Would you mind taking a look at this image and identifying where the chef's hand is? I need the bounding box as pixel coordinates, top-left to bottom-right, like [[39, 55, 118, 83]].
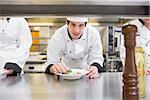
[[4, 69, 14, 75], [87, 66, 99, 79], [50, 62, 68, 74]]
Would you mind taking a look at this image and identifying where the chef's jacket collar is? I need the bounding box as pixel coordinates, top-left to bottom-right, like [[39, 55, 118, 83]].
[[138, 19, 144, 25], [7, 18, 10, 22]]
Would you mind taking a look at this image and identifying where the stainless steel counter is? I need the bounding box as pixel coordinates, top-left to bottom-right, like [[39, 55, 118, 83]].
[[0, 72, 150, 100]]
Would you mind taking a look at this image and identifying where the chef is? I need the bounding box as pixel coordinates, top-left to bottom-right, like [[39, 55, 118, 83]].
[[120, 18, 150, 73], [0, 17, 32, 75], [45, 16, 105, 78]]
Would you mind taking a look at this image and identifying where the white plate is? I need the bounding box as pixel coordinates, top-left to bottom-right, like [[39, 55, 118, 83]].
[[55, 69, 89, 80]]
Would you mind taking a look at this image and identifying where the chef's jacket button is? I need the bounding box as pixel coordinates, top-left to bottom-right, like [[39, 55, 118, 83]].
[[69, 51, 71, 53], [2, 30, 4, 32], [83, 39, 85, 40], [72, 59, 75, 60], [67, 40, 69, 42]]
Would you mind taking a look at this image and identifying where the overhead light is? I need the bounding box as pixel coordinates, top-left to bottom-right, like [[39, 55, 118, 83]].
[[28, 22, 54, 26], [29, 26, 40, 31], [88, 23, 101, 26]]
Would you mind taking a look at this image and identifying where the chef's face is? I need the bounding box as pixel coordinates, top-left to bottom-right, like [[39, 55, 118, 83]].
[[142, 18, 150, 24], [67, 21, 86, 40]]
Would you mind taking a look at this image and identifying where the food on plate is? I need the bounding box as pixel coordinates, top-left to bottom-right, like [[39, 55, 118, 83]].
[[64, 69, 72, 74], [63, 69, 81, 75], [55, 69, 88, 80]]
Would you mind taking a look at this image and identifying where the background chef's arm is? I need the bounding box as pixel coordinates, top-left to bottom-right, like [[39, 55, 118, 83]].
[[45, 31, 65, 74], [119, 34, 126, 67], [4, 18, 32, 75], [87, 30, 105, 72]]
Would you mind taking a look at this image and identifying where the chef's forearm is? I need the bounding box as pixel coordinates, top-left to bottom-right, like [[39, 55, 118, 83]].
[[91, 62, 105, 73], [45, 64, 54, 74], [4, 62, 22, 75]]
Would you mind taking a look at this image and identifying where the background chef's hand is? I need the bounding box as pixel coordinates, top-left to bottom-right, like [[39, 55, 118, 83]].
[[50, 62, 68, 74], [87, 66, 99, 79], [4, 69, 14, 75]]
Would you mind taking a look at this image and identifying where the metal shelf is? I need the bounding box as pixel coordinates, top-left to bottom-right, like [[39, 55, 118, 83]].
[[32, 37, 50, 39], [32, 44, 48, 45]]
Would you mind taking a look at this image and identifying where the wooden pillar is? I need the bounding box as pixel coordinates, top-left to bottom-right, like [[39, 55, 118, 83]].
[[122, 25, 139, 100]]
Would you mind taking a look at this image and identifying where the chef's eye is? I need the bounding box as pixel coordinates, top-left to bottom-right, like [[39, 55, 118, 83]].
[[79, 24, 84, 27], [72, 23, 76, 27]]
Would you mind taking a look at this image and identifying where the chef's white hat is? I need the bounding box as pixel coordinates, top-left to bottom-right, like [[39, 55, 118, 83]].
[[66, 16, 88, 22]]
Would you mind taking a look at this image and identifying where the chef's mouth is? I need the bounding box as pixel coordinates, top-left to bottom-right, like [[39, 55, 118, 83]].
[[72, 33, 80, 36]]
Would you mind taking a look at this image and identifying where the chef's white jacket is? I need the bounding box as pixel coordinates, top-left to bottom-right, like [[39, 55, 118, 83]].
[[0, 17, 32, 74], [120, 19, 150, 67], [45, 24, 104, 70]]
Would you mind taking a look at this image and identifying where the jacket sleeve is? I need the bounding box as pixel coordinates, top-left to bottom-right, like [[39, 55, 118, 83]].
[[4, 18, 32, 74], [44, 29, 65, 72], [87, 28, 104, 68], [119, 33, 126, 67]]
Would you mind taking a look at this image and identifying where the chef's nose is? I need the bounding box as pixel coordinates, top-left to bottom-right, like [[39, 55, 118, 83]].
[[74, 27, 80, 34]]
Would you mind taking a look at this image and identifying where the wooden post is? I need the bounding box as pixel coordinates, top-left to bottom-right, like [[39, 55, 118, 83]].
[[122, 25, 139, 100]]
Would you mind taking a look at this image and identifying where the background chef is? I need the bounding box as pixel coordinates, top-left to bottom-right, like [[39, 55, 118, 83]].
[[120, 18, 150, 73], [0, 17, 32, 75], [45, 16, 105, 78]]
